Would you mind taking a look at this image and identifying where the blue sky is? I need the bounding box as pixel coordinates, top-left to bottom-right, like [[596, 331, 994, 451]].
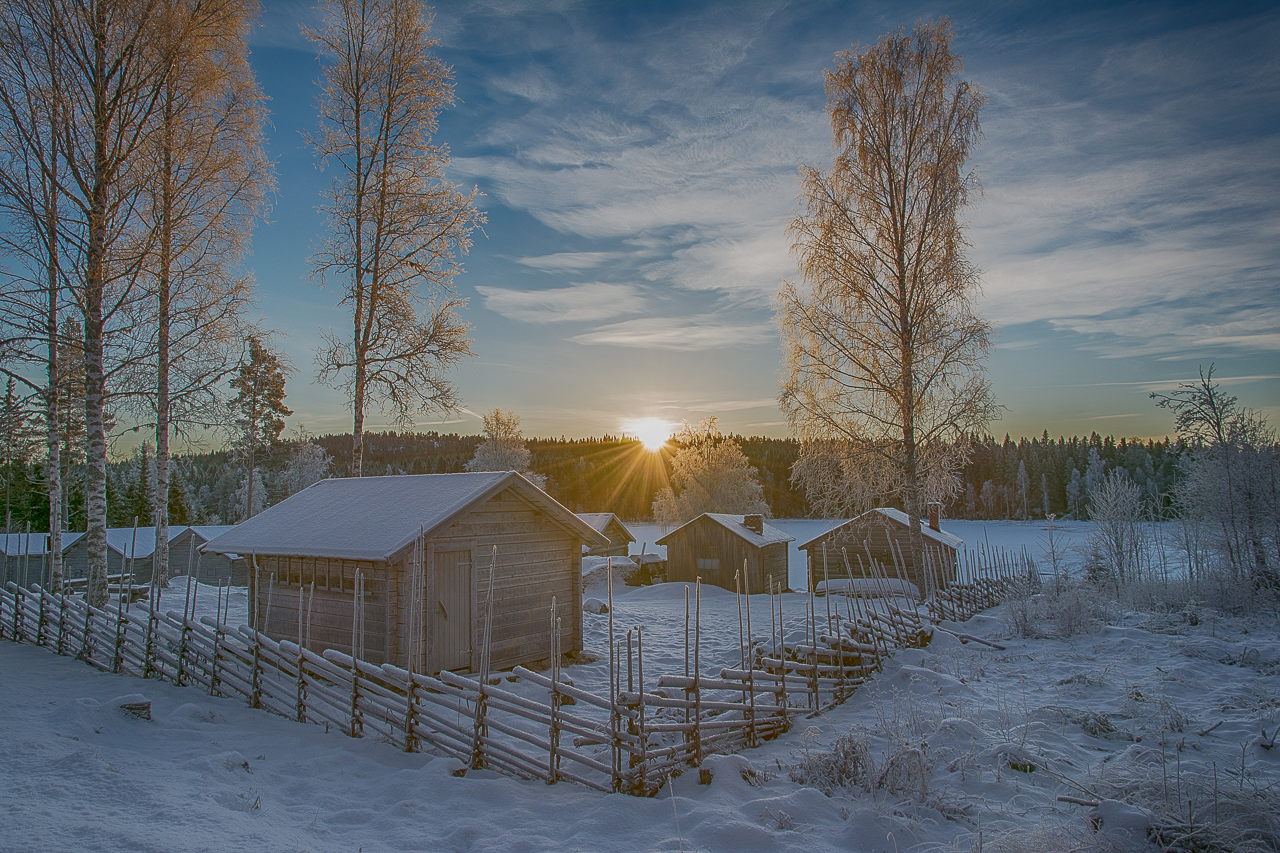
[[241, 0, 1280, 443]]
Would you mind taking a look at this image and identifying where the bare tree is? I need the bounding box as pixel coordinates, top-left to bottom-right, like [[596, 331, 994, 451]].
[[0, 0, 70, 585], [132, 0, 270, 584], [307, 0, 483, 477], [651, 418, 768, 529], [777, 19, 996, 592], [464, 407, 544, 488]]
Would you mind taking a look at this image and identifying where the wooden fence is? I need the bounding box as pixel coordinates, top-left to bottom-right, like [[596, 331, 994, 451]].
[[0, 547, 1025, 795]]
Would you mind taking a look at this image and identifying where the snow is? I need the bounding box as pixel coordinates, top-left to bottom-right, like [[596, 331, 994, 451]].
[[6, 521, 1279, 852]]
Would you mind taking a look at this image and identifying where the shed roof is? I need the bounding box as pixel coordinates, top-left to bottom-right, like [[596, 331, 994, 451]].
[[58, 527, 190, 559], [2, 532, 49, 556], [176, 525, 237, 542], [575, 513, 636, 543], [797, 508, 963, 551], [655, 513, 794, 548], [202, 472, 608, 562]]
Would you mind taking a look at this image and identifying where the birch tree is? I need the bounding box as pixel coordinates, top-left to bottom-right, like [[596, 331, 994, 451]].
[[777, 20, 996, 591], [0, 0, 70, 585], [464, 407, 544, 487], [307, 0, 482, 477], [132, 0, 270, 584], [651, 418, 768, 528]]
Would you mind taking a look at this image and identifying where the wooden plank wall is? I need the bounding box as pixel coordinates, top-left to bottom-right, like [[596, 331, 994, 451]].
[[396, 489, 582, 674], [252, 555, 387, 663], [666, 520, 776, 594], [806, 526, 958, 593]]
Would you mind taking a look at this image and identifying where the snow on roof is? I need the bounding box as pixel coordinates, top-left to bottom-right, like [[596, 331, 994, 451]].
[[55, 527, 190, 558], [202, 472, 608, 562], [655, 513, 794, 548], [575, 513, 636, 542], [797, 507, 963, 551], [178, 525, 237, 542], [1, 532, 49, 556]]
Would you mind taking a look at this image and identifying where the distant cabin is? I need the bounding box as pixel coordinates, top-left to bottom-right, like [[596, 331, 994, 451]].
[[798, 508, 962, 598], [169, 526, 247, 585], [203, 472, 608, 673], [575, 513, 636, 558], [656, 513, 793, 595], [61, 526, 190, 585], [2, 532, 49, 586]]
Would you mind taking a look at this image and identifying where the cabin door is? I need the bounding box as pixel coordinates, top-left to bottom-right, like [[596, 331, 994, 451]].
[[431, 549, 472, 672]]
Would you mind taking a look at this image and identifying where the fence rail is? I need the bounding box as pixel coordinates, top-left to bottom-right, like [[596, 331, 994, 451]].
[[0, 547, 1024, 795]]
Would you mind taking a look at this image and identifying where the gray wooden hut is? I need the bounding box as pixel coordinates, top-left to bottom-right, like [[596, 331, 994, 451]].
[[798, 508, 962, 598], [656, 513, 792, 595], [60, 526, 189, 584], [575, 513, 636, 558], [169, 526, 247, 585], [2, 532, 49, 587], [202, 472, 608, 673]]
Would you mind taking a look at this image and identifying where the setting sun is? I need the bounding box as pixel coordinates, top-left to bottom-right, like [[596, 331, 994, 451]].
[[623, 418, 673, 451]]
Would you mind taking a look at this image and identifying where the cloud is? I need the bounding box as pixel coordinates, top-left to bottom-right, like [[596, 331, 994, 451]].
[[686, 398, 777, 412], [572, 315, 774, 350], [516, 252, 624, 273], [476, 282, 645, 323]]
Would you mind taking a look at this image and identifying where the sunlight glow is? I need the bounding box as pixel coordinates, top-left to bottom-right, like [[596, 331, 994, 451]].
[[624, 418, 674, 452]]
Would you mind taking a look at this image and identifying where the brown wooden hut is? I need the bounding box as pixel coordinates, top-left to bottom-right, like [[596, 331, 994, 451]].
[[656, 513, 792, 594], [203, 472, 608, 673], [798, 507, 962, 598], [575, 513, 636, 558]]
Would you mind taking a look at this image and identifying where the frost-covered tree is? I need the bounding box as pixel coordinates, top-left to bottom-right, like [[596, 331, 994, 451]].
[[308, 0, 482, 477], [1086, 469, 1144, 586], [465, 408, 545, 488], [280, 439, 332, 498], [777, 20, 996, 590], [1153, 366, 1278, 586], [651, 418, 768, 528]]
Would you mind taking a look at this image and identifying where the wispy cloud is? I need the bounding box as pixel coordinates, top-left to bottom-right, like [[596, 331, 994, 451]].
[[686, 398, 777, 412], [572, 315, 773, 350], [517, 252, 624, 273], [475, 282, 645, 323]]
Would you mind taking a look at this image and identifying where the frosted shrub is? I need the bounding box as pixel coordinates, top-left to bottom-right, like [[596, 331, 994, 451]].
[[790, 726, 930, 802], [1003, 578, 1113, 639]]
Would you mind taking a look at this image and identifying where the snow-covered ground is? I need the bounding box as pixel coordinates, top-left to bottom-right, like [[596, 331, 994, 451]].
[[6, 539, 1279, 852]]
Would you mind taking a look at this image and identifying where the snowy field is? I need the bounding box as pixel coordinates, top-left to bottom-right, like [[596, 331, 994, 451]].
[[5, 522, 1280, 852]]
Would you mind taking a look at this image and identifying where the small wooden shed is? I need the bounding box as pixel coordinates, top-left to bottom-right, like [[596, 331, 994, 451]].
[[2, 532, 49, 586], [203, 472, 608, 673], [798, 508, 962, 597], [61, 526, 189, 584], [169, 526, 247, 585], [656, 513, 792, 595], [575, 513, 636, 558]]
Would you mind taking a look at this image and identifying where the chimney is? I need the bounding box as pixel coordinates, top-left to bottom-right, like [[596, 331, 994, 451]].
[[927, 502, 941, 532], [743, 514, 764, 535]]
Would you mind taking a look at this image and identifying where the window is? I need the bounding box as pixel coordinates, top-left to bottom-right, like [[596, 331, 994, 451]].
[[696, 557, 720, 573]]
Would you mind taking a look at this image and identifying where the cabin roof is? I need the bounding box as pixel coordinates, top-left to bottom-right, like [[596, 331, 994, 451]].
[[57, 526, 190, 559], [797, 507, 963, 551], [575, 513, 636, 543], [202, 472, 608, 562], [1, 532, 49, 556], [174, 525, 237, 542], [655, 513, 794, 548]]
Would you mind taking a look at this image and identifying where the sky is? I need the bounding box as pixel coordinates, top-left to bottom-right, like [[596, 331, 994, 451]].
[[238, 0, 1280, 444]]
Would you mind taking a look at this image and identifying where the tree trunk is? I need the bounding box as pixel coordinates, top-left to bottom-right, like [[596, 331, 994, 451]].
[[154, 92, 173, 586], [83, 0, 110, 607]]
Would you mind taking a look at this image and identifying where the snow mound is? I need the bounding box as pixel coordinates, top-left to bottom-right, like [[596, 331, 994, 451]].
[[582, 556, 635, 592], [181, 750, 252, 774]]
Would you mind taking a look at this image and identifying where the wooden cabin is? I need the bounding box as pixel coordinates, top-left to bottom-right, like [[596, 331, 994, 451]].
[[60, 526, 189, 584], [2, 532, 49, 587], [798, 507, 962, 598], [169, 526, 247, 585], [202, 472, 608, 673], [575, 513, 636, 558], [656, 513, 792, 595]]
